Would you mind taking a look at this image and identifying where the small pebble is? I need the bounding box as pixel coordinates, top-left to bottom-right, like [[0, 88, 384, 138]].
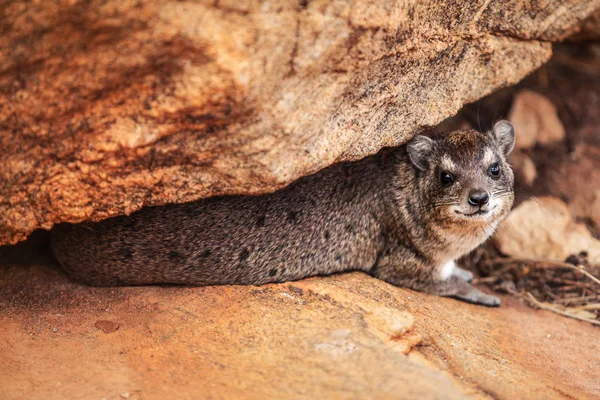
[[94, 320, 120, 333]]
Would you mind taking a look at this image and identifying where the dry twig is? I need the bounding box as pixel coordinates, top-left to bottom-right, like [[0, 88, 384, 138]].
[[465, 248, 600, 325], [524, 293, 600, 326]]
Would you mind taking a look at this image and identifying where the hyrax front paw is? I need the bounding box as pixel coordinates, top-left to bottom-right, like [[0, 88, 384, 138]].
[[451, 266, 474, 283], [432, 277, 500, 307], [448, 277, 500, 307], [455, 285, 500, 307]]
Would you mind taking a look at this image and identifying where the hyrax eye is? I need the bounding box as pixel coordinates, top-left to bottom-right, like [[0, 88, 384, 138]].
[[488, 163, 500, 179], [440, 171, 454, 186]]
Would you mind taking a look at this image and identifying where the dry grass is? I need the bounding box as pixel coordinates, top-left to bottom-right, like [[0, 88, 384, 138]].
[[465, 247, 600, 326]]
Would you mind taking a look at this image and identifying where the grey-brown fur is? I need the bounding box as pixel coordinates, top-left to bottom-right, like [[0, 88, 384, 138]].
[[51, 121, 515, 306]]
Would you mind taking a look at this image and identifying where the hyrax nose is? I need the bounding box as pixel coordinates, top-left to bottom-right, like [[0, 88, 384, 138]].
[[468, 190, 489, 207]]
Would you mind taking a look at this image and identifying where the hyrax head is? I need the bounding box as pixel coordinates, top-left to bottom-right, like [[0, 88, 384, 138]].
[[407, 120, 515, 225]]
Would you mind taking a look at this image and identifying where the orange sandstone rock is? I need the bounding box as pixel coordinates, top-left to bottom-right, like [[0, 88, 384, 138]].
[[1, 0, 598, 245]]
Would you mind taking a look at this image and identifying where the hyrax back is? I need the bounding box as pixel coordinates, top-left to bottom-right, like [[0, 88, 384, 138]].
[[51, 153, 391, 287], [52, 121, 516, 306]]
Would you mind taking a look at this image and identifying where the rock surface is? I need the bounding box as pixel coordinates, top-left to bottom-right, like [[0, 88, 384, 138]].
[[1, 239, 599, 400], [509, 150, 537, 186], [2, 0, 599, 245], [513, 44, 600, 236], [459, 43, 600, 237], [570, 7, 600, 40], [508, 90, 565, 149], [494, 197, 600, 263]]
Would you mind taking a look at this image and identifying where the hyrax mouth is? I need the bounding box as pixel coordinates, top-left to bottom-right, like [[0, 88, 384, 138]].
[[455, 206, 496, 217]]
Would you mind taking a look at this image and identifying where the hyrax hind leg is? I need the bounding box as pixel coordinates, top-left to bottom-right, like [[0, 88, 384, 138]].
[[372, 259, 500, 307]]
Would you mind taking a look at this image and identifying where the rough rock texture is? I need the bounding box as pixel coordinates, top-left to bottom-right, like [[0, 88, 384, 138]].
[[1, 239, 599, 400], [494, 197, 600, 263], [2, 1, 599, 245], [570, 7, 600, 40]]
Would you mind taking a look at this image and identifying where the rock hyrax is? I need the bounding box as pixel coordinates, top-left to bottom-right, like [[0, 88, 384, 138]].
[[51, 121, 516, 306]]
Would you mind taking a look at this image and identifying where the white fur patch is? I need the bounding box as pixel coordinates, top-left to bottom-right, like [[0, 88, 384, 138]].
[[440, 155, 457, 172], [438, 260, 456, 280], [488, 196, 499, 211], [432, 219, 499, 273], [483, 148, 496, 166]]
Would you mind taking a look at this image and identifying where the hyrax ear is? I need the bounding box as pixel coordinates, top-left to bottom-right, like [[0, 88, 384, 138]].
[[491, 120, 515, 156], [407, 135, 435, 170]]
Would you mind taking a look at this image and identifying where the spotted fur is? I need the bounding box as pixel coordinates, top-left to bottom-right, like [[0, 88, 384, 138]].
[[51, 121, 515, 306]]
